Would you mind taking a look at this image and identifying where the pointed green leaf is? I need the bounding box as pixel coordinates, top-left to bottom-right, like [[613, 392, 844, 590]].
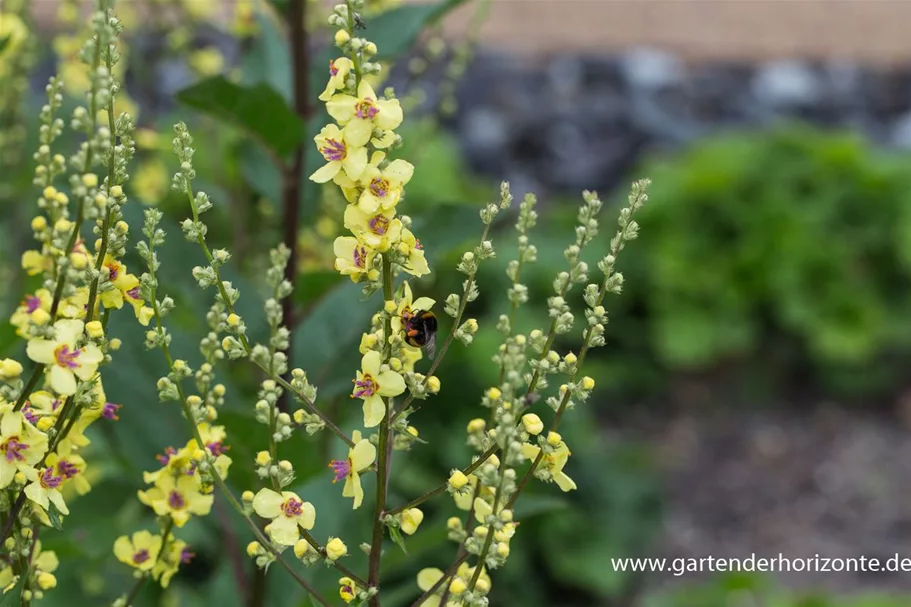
[[177, 77, 304, 160]]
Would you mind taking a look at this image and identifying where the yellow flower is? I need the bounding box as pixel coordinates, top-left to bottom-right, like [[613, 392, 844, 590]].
[[311, 123, 368, 184], [138, 474, 214, 527], [416, 568, 464, 607], [10, 290, 52, 337], [319, 57, 353, 102], [252, 488, 316, 546], [0, 410, 48, 488], [339, 576, 358, 603], [153, 538, 193, 588], [26, 319, 104, 396], [448, 470, 468, 490], [343, 204, 402, 252], [333, 236, 377, 283], [401, 507, 424, 535], [520, 441, 576, 492], [355, 152, 414, 214], [113, 530, 162, 572], [398, 228, 430, 277], [328, 430, 376, 509], [23, 454, 70, 516], [352, 350, 405, 428], [521, 414, 544, 436], [326, 81, 404, 148], [325, 537, 347, 560], [21, 250, 51, 276]]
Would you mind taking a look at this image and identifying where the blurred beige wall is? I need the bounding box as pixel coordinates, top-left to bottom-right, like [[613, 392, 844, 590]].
[[435, 0, 911, 64]]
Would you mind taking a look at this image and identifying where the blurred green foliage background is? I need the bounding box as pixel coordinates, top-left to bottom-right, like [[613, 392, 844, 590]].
[[3, 1, 911, 606]]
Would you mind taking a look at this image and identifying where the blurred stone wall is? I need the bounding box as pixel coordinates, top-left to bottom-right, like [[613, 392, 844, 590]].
[[435, 0, 911, 64]]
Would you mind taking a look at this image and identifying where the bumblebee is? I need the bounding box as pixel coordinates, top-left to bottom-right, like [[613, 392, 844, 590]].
[[402, 309, 437, 358]]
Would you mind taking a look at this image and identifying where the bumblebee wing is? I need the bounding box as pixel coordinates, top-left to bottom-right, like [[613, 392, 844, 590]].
[[425, 332, 436, 359]]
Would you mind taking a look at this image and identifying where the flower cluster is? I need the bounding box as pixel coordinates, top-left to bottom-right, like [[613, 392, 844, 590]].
[[0, 3, 144, 600]]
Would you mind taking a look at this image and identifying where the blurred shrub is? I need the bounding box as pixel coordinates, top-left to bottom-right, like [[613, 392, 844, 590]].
[[622, 125, 911, 399]]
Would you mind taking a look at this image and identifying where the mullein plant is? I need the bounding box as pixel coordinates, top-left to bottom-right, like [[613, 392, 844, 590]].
[[0, 0, 147, 600], [0, 0, 650, 606]]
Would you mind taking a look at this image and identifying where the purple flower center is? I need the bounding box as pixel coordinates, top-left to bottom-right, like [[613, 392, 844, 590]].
[[106, 263, 119, 281], [355, 99, 379, 120], [157, 447, 177, 466], [51, 399, 61, 411], [320, 138, 346, 162], [2, 437, 26, 462], [126, 286, 140, 300], [168, 490, 186, 510], [22, 406, 38, 425], [206, 441, 228, 456], [329, 59, 339, 76], [57, 459, 79, 479], [39, 467, 63, 489], [414, 239, 423, 250], [353, 245, 368, 269], [181, 547, 195, 564], [54, 345, 80, 369], [353, 374, 377, 399], [329, 459, 351, 483], [368, 214, 389, 235], [369, 178, 388, 199], [24, 295, 41, 313], [133, 549, 150, 565], [281, 497, 303, 518], [102, 402, 121, 420]]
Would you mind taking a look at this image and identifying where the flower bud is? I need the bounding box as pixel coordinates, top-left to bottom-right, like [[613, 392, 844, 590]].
[[546, 350, 560, 364], [447, 516, 462, 530], [564, 352, 577, 365], [326, 537, 347, 560], [279, 460, 293, 472], [383, 300, 396, 314], [466, 418, 486, 434], [227, 313, 240, 327], [255, 451, 271, 466], [486, 387, 501, 401], [111, 185, 123, 198], [406, 426, 419, 437], [242, 491, 254, 503], [36, 572, 56, 590], [449, 578, 467, 595], [400, 508, 424, 535], [85, 320, 104, 339], [294, 539, 310, 559], [334, 29, 350, 46], [0, 359, 23, 380], [31, 309, 50, 326], [213, 384, 226, 397], [82, 173, 98, 188], [293, 410, 306, 424], [448, 470, 468, 490], [37, 418, 53, 431], [109, 338, 122, 350], [521, 413, 544, 436], [31, 216, 47, 231], [364, 41, 378, 56], [546, 431, 562, 447], [496, 542, 510, 558], [54, 218, 72, 233], [426, 376, 440, 393], [246, 541, 261, 557], [582, 376, 595, 390], [42, 186, 57, 200]]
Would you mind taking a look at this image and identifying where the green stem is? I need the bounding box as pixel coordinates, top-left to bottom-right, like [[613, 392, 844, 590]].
[[367, 254, 394, 605], [391, 220, 494, 423], [385, 443, 497, 516], [467, 458, 507, 591]]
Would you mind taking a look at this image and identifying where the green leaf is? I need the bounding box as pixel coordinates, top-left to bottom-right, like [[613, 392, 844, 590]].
[[368, 0, 468, 57], [388, 524, 408, 554], [295, 270, 345, 307], [177, 77, 304, 160], [47, 501, 65, 530], [0, 35, 10, 55]]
